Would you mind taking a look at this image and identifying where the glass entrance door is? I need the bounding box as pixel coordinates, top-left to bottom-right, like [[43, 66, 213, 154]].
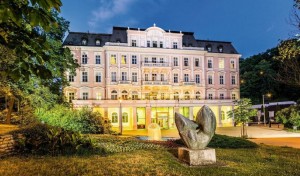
[[156, 112, 169, 129]]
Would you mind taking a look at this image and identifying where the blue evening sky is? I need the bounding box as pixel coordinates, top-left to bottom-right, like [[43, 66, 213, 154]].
[[61, 0, 296, 58]]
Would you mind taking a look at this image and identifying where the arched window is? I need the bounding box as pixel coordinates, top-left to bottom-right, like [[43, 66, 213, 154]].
[[82, 38, 87, 45], [122, 90, 128, 100], [95, 39, 101, 46], [196, 91, 201, 100], [184, 91, 190, 100], [112, 112, 118, 123], [122, 112, 128, 123], [221, 111, 225, 120], [174, 92, 179, 100], [111, 90, 118, 100], [217, 45, 223, 53], [206, 44, 212, 52]]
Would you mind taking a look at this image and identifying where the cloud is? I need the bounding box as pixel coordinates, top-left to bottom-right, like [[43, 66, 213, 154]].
[[88, 0, 137, 31]]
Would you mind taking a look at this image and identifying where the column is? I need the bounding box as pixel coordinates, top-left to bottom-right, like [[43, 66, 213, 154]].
[[218, 105, 223, 127], [189, 106, 194, 120], [132, 107, 137, 130], [146, 106, 152, 128]]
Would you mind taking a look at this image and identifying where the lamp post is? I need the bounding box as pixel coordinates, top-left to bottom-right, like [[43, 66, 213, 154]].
[[119, 98, 123, 135], [262, 93, 271, 126]]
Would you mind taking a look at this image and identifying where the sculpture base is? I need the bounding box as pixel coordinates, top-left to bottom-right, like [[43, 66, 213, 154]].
[[178, 147, 216, 166]]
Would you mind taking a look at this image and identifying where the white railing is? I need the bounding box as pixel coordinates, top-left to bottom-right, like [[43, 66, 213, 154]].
[[143, 81, 169, 85], [119, 80, 131, 84], [183, 82, 196, 85], [182, 47, 205, 50], [105, 42, 128, 46], [142, 62, 170, 67]]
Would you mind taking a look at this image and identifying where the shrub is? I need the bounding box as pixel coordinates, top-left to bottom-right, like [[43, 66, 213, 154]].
[[35, 105, 112, 134], [11, 123, 96, 155], [276, 105, 300, 128]]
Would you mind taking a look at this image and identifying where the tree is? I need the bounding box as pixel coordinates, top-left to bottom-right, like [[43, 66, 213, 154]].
[[227, 98, 257, 138]]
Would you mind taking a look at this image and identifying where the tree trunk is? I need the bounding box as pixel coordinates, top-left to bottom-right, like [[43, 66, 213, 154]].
[[6, 97, 14, 124]]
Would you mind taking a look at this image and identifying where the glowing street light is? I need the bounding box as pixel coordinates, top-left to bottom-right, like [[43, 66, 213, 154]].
[[262, 93, 272, 126]]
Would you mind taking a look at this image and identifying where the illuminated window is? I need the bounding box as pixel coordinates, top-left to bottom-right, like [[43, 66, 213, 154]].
[[196, 74, 200, 84], [206, 45, 212, 52], [110, 54, 117, 64], [122, 90, 128, 100], [208, 60, 212, 68], [95, 55, 101, 64], [96, 93, 102, 100], [196, 91, 201, 100], [160, 74, 164, 81], [82, 54, 87, 64], [184, 92, 190, 100], [82, 72, 88, 82], [174, 92, 179, 100], [145, 74, 149, 81], [122, 112, 128, 123], [145, 93, 150, 100], [111, 72, 116, 82], [161, 93, 165, 100], [132, 91, 138, 100], [95, 72, 101, 83], [219, 59, 224, 69], [82, 92, 88, 100], [112, 112, 118, 123], [219, 75, 224, 85], [121, 55, 127, 64], [208, 75, 213, 84], [184, 58, 189, 66], [132, 55, 137, 64], [111, 90, 118, 100], [95, 40, 100, 46], [173, 57, 178, 66], [173, 73, 178, 83]]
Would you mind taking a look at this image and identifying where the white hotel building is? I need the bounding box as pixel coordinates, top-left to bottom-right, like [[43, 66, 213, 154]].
[[63, 25, 241, 130]]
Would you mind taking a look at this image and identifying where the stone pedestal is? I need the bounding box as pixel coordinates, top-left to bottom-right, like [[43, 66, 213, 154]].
[[178, 147, 216, 166]]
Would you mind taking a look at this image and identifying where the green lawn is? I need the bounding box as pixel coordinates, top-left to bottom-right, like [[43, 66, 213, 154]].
[[0, 135, 299, 176]]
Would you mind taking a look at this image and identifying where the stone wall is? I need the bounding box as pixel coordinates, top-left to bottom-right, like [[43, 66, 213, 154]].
[[0, 134, 23, 157]]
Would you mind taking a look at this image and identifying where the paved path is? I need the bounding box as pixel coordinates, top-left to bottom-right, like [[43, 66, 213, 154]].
[[249, 138, 300, 149]]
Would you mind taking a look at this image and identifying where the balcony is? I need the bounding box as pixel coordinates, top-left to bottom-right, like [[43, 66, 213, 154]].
[[119, 80, 131, 84], [183, 82, 196, 86], [143, 80, 169, 85], [142, 62, 170, 67]]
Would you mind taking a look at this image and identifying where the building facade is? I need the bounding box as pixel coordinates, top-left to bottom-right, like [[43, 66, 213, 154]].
[[63, 25, 241, 130]]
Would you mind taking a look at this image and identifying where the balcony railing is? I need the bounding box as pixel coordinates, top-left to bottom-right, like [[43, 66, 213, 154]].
[[183, 82, 196, 85], [105, 42, 128, 46], [119, 80, 131, 84], [142, 62, 170, 67], [143, 80, 169, 85]]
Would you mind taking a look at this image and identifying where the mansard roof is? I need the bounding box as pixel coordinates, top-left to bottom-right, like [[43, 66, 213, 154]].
[[63, 26, 239, 54]]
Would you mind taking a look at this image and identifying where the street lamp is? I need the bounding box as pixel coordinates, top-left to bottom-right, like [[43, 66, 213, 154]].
[[119, 98, 123, 135], [262, 93, 271, 126]]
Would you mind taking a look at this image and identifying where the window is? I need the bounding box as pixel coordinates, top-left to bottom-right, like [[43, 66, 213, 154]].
[[121, 72, 127, 81], [147, 41, 150, 47], [69, 75, 74, 82], [68, 92, 75, 103], [161, 93, 165, 100], [195, 58, 200, 67], [173, 42, 178, 49], [145, 93, 150, 100], [230, 60, 235, 69], [121, 55, 127, 64], [82, 54, 87, 64], [221, 111, 225, 120], [231, 75, 236, 85], [111, 72, 116, 82], [95, 72, 101, 82], [219, 75, 224, 85], [195, 91, 201, 100], [184, 92, 190, 100], [122, 90, 128, 100], [95, 40, 100, 46], [152, 57, 156, 63], [110, 54, 117, 64], [111, 90, 118, 100], [82, 39, 87, 45], [160, 41, 163, 48], [132, 72, 137, 82], [220, 93, 224, 99], [208, 75, 213, 84], [219, 59, 224, 69], [208, 94, 213, 100], [184, 74, 189, 82], [131, 40, 137, 47], [184, 58, 189, 66], [152, 74, 157, 81], [160, 58, 164, 63], [206, 45, 212, 52], [145, 57, 149, 63], [122, 112, 129, 123], [96, 93, 101, 100], [145, 74, 149, 81], [174, 74, 178, 83], [153, 41, 157, 48], [160, 74, 164, 81], [173, 57, 178, 66], [208, 60, 212, 68], [132, 55, 137, 64], [174, 92, 179, 100], [82, 92, 88, 100], [82, 72, 88, 82], [218, 45, 223, 53], [196, 74, 200, 84], [95, 55, 101, 64], [232, 93, 236, 100], [132, 91, 138, 100], [112, 112, 118, 123]]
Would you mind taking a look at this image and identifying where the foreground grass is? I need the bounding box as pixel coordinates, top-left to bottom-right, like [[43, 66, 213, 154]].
[[0, 145, 299, 175]]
